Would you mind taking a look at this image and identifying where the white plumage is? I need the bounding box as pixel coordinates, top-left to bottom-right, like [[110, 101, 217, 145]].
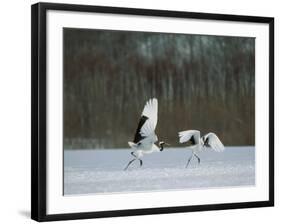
[[178, 130, 224, 167], [179, 130, 200, 144], [124, 98, 167, 170], [203, 132, 225, 152], [142, 98, 158, 131]]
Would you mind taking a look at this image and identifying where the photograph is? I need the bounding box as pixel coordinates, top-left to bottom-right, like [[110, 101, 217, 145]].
[[63, 28, 255, 195]]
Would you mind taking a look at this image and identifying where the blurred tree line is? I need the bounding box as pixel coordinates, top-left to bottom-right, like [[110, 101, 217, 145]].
[[63, 28, 255, 149]]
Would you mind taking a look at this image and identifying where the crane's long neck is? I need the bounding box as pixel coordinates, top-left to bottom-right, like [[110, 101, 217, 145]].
[[159, 144, 164, 151]]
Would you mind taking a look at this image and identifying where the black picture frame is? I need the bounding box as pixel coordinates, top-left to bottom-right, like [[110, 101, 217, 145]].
[[31, 2, 274, 222]]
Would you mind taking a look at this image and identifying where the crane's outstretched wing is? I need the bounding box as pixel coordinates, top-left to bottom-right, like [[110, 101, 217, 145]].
[[142, 98, 158, 130], [133, 98, 158, 143], [133, 116, 148, 143], [203, 133, 225, 152], [178, 130, 200, 145]]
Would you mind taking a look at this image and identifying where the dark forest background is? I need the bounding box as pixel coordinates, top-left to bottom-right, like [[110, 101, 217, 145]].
[[63, 28, 255, 149]]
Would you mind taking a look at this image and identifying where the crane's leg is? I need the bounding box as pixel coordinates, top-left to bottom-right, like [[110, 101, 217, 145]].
[[194, 153, 200, 164], [185, 153, 194, 168], [131, 151, 143, 168], [124, 159, 136, 170]]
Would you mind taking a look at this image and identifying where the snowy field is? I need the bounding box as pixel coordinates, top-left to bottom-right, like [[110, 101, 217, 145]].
[[64, 146, 255, 195]]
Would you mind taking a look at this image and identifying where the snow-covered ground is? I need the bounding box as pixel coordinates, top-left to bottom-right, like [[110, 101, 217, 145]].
[[64, 146, 255, 195]]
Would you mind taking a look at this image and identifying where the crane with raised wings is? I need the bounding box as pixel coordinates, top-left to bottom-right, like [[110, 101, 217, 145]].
[[124, 98, 169, 170], [178, 130, 224, 168]]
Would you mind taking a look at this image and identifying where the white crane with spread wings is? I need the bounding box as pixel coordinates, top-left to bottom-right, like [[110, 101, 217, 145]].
[[178, 130, 224, 168], [124, 98, 168, 170]]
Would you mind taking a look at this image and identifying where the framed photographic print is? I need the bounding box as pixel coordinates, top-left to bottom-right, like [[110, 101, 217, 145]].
[[31, 2, 274, 222]]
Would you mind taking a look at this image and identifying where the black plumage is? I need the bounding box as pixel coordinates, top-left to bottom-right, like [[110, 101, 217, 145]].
[[133, 115, 148, 143], [185, 135, 197, 146], [203, 136, 210, 147]]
